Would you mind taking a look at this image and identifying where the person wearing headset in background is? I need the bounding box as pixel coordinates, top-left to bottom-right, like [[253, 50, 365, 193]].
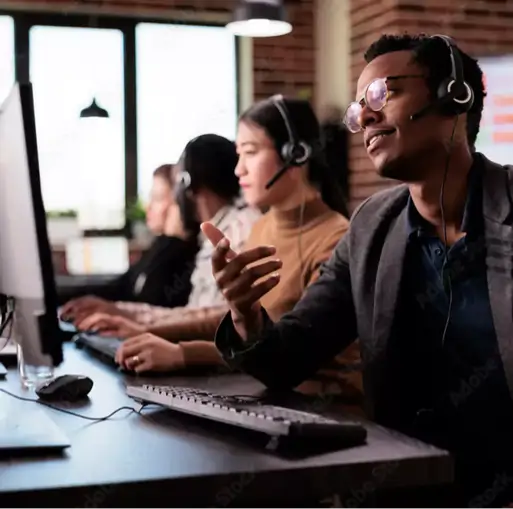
[[60, 164, 199, 319], [204, 35, 513, 507], [85, 96, 364, 410], [71, 133, 261, 331]]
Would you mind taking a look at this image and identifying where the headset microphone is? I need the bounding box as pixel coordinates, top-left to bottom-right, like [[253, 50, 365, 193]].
[[265, 163, 291, 190], [264, 95, 312, 190], [409, 102, 436, 121], [409, 97, 450, 121]]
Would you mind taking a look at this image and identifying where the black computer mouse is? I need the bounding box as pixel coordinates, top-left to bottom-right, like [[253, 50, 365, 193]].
[[36, 374, 93, 402]]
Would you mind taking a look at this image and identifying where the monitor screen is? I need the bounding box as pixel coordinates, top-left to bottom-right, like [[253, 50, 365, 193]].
[[0, 82, 64, 366]]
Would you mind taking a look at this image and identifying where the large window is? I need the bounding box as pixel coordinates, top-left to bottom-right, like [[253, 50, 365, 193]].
[[0, 16, 15, 104], [29, 26, 125, 228], [135, 23, 238, 201], [4, 13, 239, 242]]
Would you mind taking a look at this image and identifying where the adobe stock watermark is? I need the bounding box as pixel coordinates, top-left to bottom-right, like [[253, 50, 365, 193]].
[[416, 233, 486, 311], [164, 259, 197, 303], [214, 471, 256, 507], [80, 483, 116, 508], [342, 460, 399, 508], [467, 472, 513, 508], [450, 357, 498, 408]]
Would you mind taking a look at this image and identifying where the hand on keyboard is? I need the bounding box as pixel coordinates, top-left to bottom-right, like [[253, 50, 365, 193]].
[[75, 313, 145, 338], [115, 333, 185, 373], [60, 295, 128, 323]]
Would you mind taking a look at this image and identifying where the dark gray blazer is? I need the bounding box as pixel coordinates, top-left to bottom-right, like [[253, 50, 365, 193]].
[[215, 153, 513, 419]]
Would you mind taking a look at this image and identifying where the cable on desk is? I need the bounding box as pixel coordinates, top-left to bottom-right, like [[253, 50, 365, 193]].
[[0, 297, 15, 351], [0, 387, 149, 422]]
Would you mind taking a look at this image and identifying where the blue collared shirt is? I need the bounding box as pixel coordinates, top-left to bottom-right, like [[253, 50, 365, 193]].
[[386, 156, 513, 468]]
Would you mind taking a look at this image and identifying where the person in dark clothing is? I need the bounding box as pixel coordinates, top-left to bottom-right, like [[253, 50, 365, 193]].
[[202, 34, 513, 507], [320, 104, 350, 217], [60, 164, 199, 320]]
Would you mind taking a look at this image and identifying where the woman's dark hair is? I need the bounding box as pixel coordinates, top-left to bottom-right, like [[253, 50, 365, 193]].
[[239, 97, 349, 217], [182, 134, 240, 202], [152, 164, 174, 187]]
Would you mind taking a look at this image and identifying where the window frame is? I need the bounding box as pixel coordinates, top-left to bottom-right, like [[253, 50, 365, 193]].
[[1, 10, 241, 237]]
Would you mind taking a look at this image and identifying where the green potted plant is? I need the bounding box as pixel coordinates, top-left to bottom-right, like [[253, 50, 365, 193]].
[[46, 209, 78, 219], [125, 199, 146, 223], [126, 199, 151, 244]]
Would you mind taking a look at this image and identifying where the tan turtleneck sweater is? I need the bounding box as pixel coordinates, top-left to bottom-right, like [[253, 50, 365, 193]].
[[245, 197, 346, 320], [242, 198, 363, 407], [179, 198, 364, 409]]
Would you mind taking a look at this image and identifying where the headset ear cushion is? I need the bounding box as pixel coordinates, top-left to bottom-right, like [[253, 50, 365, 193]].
[[458, 82, 474, 112], [437, 78, 453, 101], [281, 141, 312, 165], [281, 142, 293, 162], [294, 142, 312, 165], [437, 78, 474, 115]]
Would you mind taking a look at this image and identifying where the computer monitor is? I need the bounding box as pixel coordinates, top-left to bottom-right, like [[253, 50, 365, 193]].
[[0, 82, 65, 367]]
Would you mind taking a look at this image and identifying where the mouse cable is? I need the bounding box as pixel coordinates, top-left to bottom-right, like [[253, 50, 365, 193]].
[[0, 387, 151, 422]]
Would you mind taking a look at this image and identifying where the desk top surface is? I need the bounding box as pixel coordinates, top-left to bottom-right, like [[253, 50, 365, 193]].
[[0, 343, 452, 505]]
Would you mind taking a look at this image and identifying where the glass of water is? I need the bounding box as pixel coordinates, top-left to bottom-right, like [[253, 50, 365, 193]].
[[17, 342, 54, 389]]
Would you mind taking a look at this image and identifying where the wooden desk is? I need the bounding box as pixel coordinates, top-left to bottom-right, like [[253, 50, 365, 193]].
[[0, 344, 453, 507]]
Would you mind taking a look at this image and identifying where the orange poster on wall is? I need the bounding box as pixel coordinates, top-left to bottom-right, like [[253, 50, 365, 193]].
[[475, 55, 513, 165]]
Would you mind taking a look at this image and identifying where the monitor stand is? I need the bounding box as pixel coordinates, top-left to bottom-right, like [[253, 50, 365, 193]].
[[0, 391, 70, 454]]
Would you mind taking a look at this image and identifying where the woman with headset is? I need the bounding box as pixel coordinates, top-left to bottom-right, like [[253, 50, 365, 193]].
[[87, 97, 363, 409], [69, 134, 261, 328], [60, 164, 200, 319]]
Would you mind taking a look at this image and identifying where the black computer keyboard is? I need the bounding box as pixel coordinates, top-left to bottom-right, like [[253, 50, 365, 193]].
[[127, 384, 367, 442], [73, 333, 123, 360]]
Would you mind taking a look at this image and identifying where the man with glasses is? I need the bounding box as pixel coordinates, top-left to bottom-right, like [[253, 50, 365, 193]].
[[203, 33, 513, 506]]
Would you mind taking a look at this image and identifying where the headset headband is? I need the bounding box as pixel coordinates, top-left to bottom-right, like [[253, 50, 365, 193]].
[[271, 94, 298, 148], [431, 34, 473, 105]]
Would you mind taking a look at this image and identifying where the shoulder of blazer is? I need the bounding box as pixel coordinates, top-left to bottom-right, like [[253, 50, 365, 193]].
[[477, 152, 513, 224], [480, 153, 513, 186], [349, 184, 410, 233]]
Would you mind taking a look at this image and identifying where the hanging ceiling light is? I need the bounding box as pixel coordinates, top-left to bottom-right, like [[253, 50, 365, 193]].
[[79, 98, 109, 119], [226, 0, 292, 38]]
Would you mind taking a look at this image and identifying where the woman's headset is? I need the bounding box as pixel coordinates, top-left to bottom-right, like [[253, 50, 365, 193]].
[[173, 143, 200, 234], [265, 95, 313, 189]]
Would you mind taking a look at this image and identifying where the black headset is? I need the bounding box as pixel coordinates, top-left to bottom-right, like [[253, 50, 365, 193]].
[[174, 147, 191, 201], [173, 142, 200, 234], [265, 94, 313, 189], [434, 34, 474, 115], [411, 35, 474, 121]]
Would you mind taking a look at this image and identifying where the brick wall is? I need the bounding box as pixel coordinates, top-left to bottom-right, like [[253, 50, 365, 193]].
[[252, 0, 315, 101], [348, 0, 513, 211], [9, 0, 316, 102]]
